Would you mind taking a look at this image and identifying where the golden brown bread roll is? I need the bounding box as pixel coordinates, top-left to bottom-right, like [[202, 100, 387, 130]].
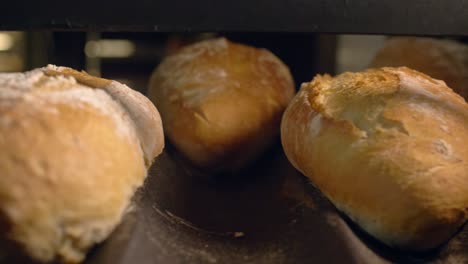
[[149, 38, 295, 171], [370, 37, 468, 99], [0, 65, 164, 263], [281, 67, 468, 251]]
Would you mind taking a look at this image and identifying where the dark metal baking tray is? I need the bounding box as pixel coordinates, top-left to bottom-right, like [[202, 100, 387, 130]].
[[85, 143, 468, 264], [2, 0, 468, 36]]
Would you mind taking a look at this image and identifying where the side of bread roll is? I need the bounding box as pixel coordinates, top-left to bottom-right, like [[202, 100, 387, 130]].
[[149, 38, 295, 171], [370, 37, 468, 99], [281, 67, 468, 250], [0, 65, 164, 263]]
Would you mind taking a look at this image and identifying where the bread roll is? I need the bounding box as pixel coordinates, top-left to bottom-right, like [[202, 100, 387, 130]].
[[370, 37, 468, 99], [0, 65, 164, 263], [281, 67, 468, 251], [149, 38, 295, 171]]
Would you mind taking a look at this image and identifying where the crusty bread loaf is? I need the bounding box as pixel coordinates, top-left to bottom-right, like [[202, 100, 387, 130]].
[[281, 67, 468, 251], [148, 38, 295, 172], [0, 65, 164, 263], [370, 37, 468, 99]]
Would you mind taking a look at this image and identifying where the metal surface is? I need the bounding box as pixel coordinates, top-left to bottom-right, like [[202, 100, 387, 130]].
[[85, 144, 468, 264], [1, 0, 468, 35]]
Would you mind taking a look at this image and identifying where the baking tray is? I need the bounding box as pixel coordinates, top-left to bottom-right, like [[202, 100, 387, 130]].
[[83, 142, 467, 264]]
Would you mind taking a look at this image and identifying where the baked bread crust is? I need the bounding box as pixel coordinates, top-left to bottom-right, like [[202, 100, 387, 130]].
[[149, 38, 294, 171], [281, 67, 468, 250], [0, 65, 164, 263]]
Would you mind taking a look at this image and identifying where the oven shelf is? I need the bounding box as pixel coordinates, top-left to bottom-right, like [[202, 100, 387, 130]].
[[2, 0, 468, 35]]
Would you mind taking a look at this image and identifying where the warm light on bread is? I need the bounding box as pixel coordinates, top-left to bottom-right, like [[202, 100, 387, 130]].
[[281, 67, 468, 251]]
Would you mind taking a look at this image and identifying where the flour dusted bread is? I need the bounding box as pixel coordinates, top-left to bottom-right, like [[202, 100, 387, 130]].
[[149, 38, 294, 171], [0, 65, 164, 263], [281, 67, 468, 250], [370, 37, 468, 99]]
